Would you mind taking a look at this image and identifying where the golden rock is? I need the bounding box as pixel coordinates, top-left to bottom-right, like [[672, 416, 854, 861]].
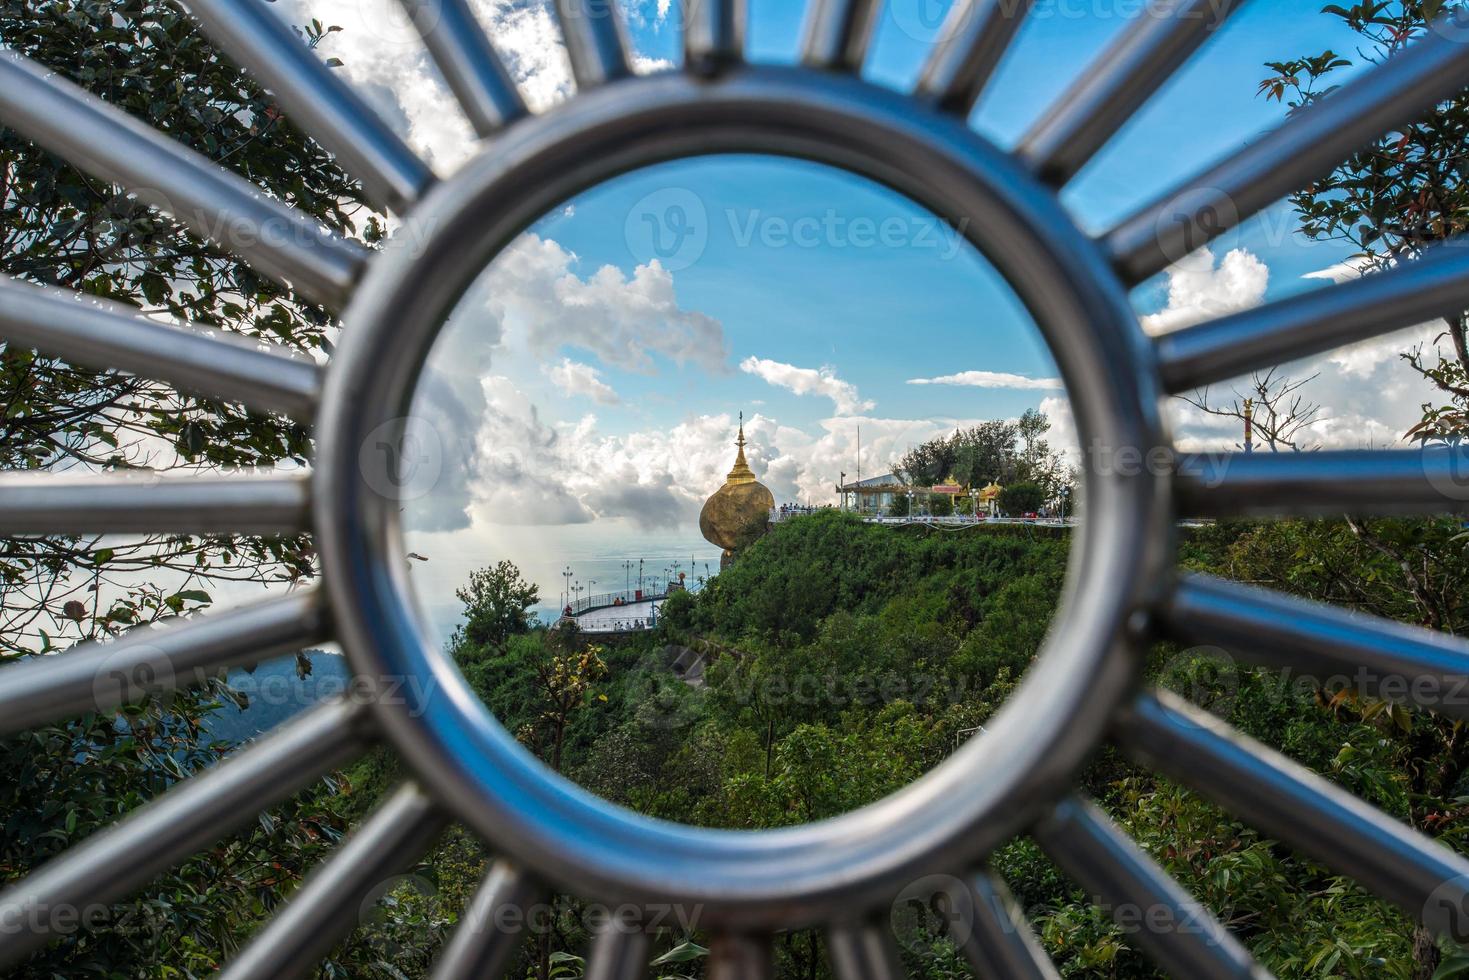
[[699, 417, 774, 561]]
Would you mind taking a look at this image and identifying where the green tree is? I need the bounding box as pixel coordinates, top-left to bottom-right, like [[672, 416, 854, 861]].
[[1, 0, 380, 652], [1260, 0, 1469, 442], [998, 481, 1045, 515], [450, 559, 541, 654], [0, 1, 382, 974]]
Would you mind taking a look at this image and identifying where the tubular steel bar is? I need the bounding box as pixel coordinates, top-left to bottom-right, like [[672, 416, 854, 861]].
[[316, 64, 1164, 930], [685, 0, 746, 74], [555, 0, 632, 89], [0, 471, 311, 535], [431, 860, 543, 979], [1166, 573, 1469, 721], [1117, 690, 1469, 944], [0, 49, 366, 310], [0, 276, 321, 421], [1158, 243, 1469, 393], [956, 872, 1060, 980], [707, 933, 774, 980], [396, 0, 526, 136], [583, 921, 651, 980], [0, 700, 369, 970], [1106, 9, 1469, 285], [221, 784, 447, 980], [827, 919, 903, 980], [915, 0, 1034, 115], [172, 0, 432, 213], [1174, 448, 1469, 518], [800, 0, 883, 71], [1018, 0, 1240, 186], [1035, 797, 1269, 980], [0, 588, 329, 734]]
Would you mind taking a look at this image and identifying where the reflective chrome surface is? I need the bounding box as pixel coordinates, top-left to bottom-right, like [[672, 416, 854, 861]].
[[2, 0, 1469, 974]]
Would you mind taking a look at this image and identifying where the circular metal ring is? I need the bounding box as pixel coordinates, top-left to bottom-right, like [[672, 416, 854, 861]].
[[314, 64, 1171, 929]]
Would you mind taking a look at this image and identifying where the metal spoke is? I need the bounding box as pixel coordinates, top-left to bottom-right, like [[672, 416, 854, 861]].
[[1035, 797, 1269, 979], [0, 699, 369, 970], [172, 0, 433, 213], [1175, 448, 1469, 518], [0, 276, 320, 421], [1166, 573, 1469, 721], [1157, 242, 1469, 393], [914, 0, 1032, 115], [685, 0, 746, 75], [827, 919, 902, 980], [1017, 0, 1241, 186], [1106, 9, 1469, 285], [954, 871, 1060, 980], [221, 784, 447, 980], [396, 0, 526, 136], [431, 859, 542, 979], [707, 933, 774, 980], [0, 471, 311, 535], [555, 0, 633, 89], [800, 0, 883, 72], [0, 588, 328, 734], [584, 917, 650, 980], [0, 48, 367, 311], [1117, 690, 1469, 944]]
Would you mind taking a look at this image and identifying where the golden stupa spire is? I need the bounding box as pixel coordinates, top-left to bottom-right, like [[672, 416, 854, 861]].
[[726, 411, 756, 484]]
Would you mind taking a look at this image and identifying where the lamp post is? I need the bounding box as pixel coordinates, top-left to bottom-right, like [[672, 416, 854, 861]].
[[562, 566, 572, 610]]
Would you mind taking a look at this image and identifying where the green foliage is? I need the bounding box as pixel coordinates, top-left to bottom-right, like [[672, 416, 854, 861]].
[[0, 2, 383, 975], [450, 559, 541, 655], [1260, 0, 1469, 444], [899, 409, 1066, 495], [998, 481, 1045, 515]]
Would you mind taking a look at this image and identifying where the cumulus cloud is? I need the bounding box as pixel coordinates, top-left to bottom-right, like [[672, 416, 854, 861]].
[[1140, 246, 1270, 336], [739, 357, 874, 415], [488, 235, 728, 374], [906, 370, 1063, 390], [277, 0, 665, 172], [546, 358, 619, 404], [403, 231, 726, 530], [1157, 251, 1448, 452], [423, 365, 978, 530]]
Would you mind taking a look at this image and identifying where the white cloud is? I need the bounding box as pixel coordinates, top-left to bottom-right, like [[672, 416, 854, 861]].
[[906, 370, 1063, 390], [739, 357, 874, 415], [1139, 246, 1270, 336], [547, 358, 619, 404], [487, 234, 728, 374], [277, 0, 666, 173], [1160, 252, 1448, 452]]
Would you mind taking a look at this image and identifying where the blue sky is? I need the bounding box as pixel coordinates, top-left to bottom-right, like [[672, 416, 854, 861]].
[[280, 0, 1447, 635]]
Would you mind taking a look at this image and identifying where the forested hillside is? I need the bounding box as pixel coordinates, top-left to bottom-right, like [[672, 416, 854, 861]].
[[398, 511, 1469, 979]]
